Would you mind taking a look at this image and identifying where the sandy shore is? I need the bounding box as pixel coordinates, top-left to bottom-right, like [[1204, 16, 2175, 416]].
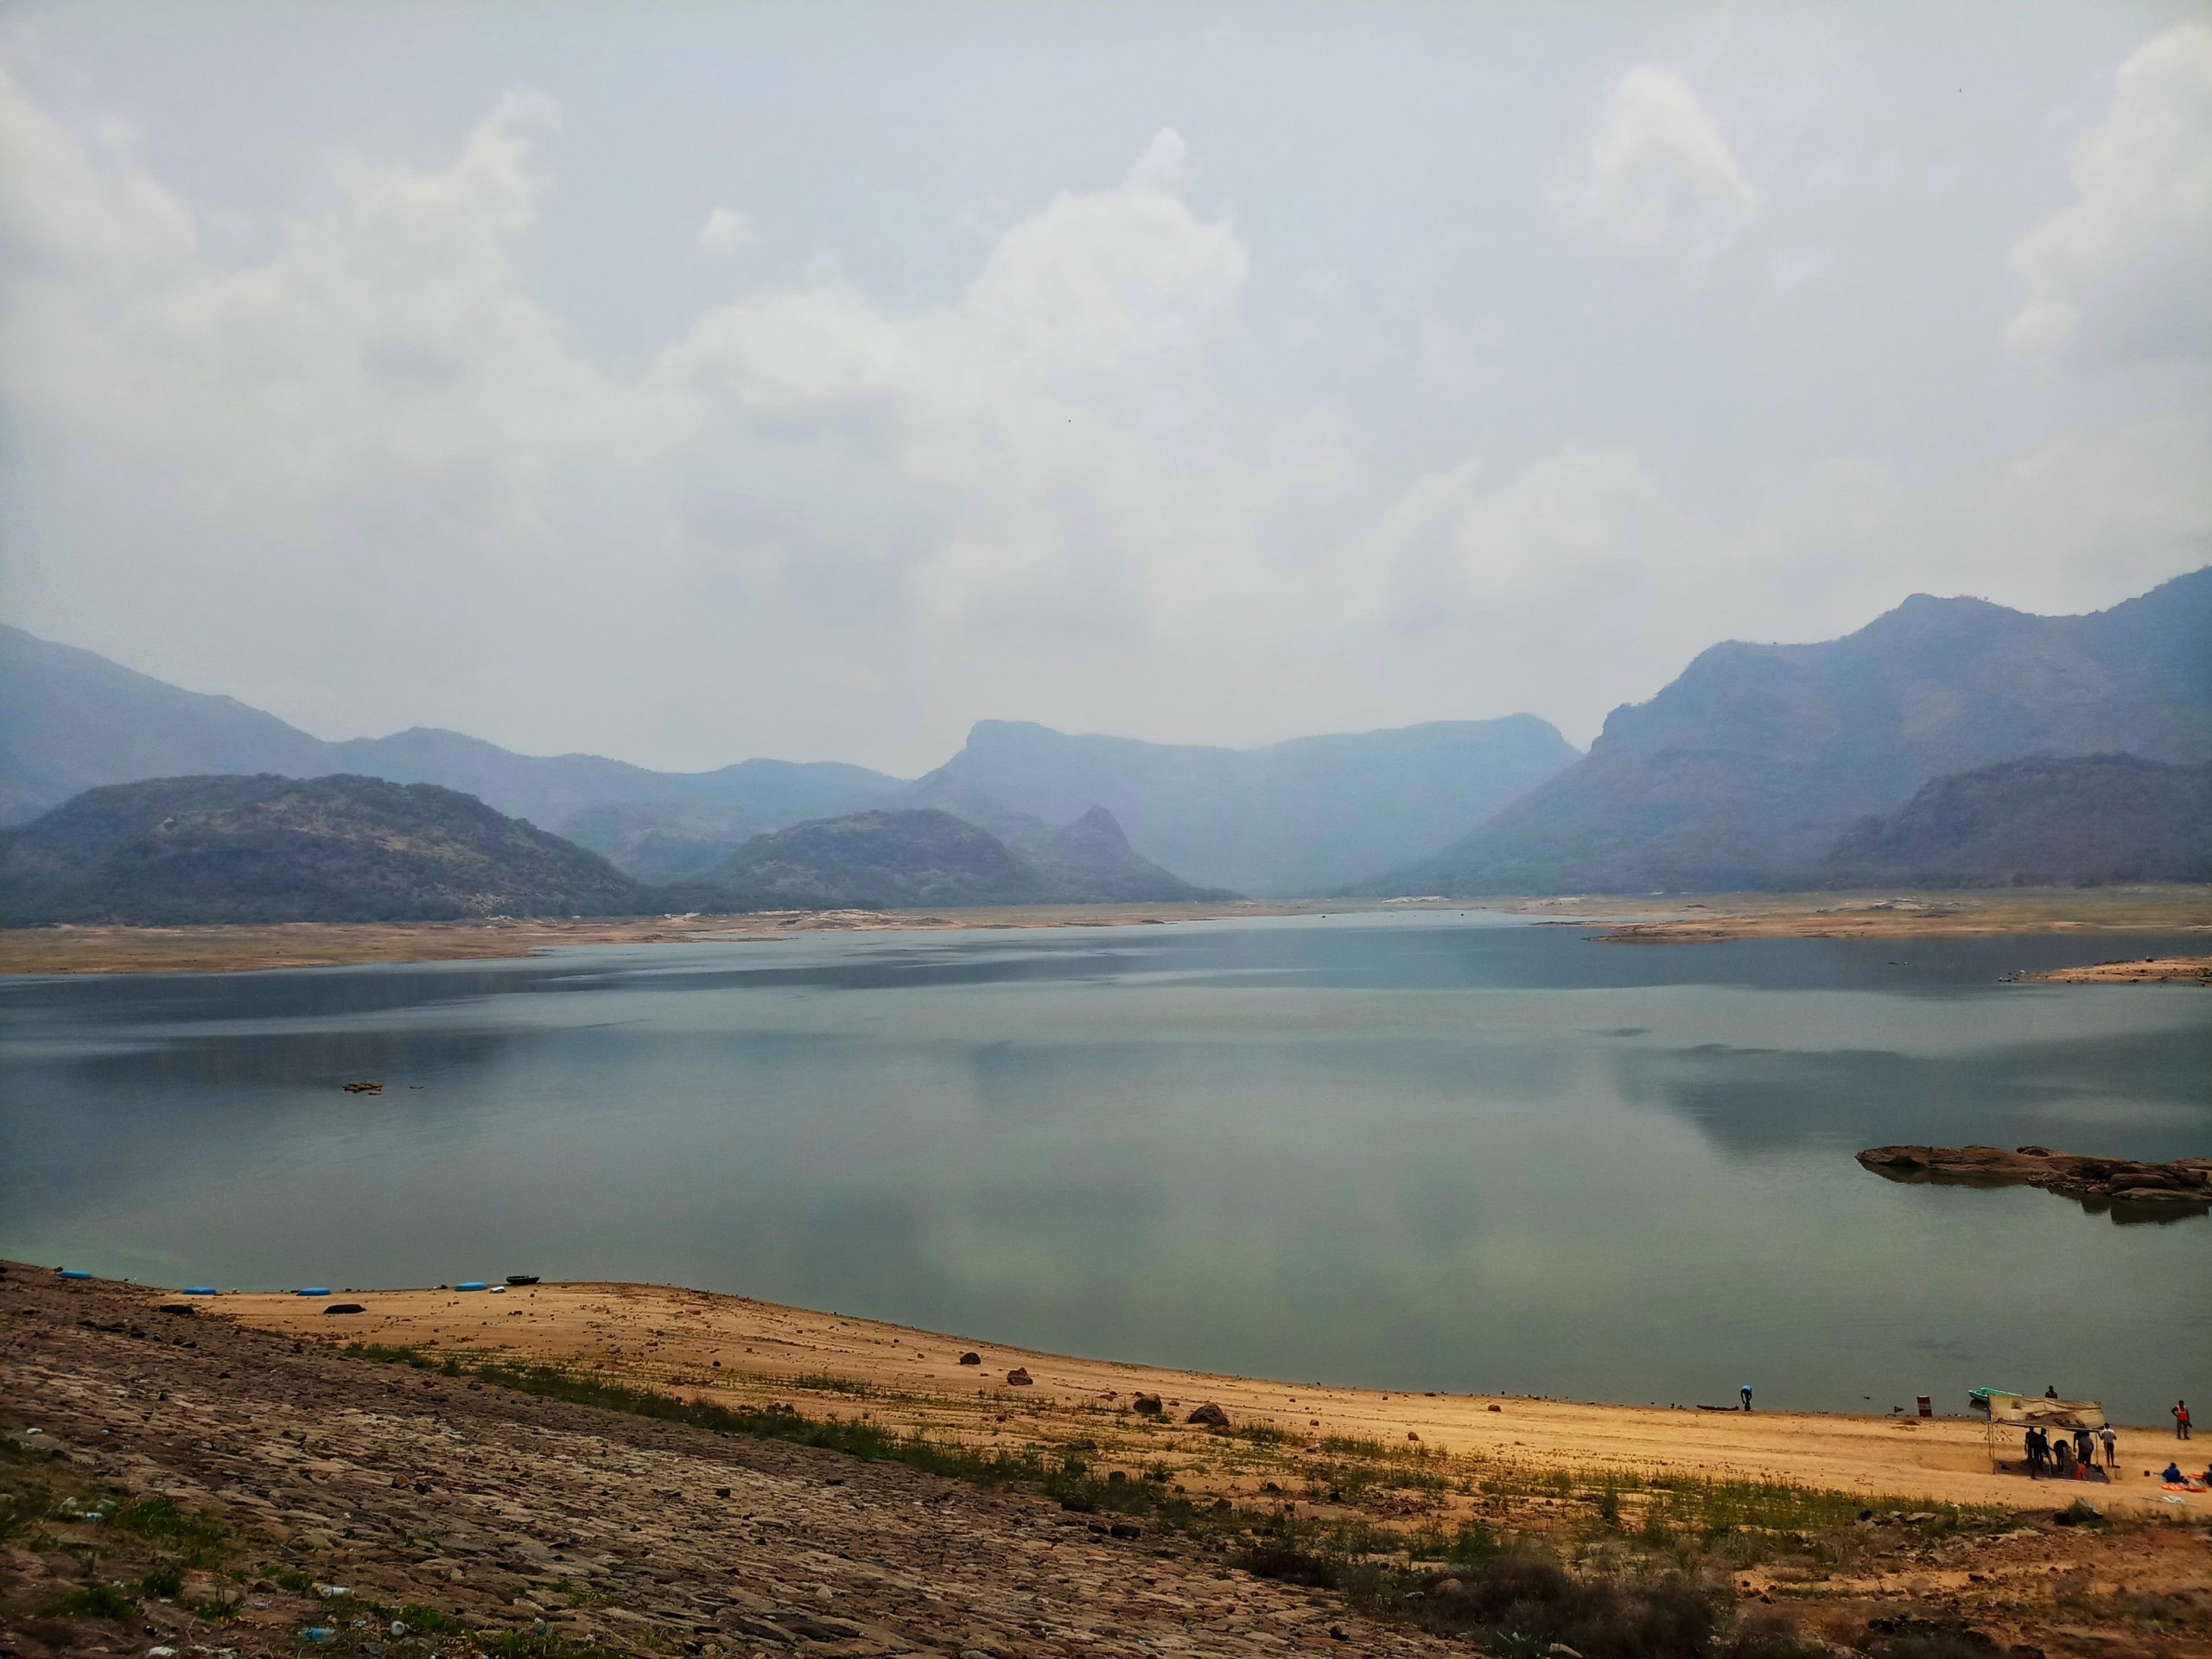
[[209, 1280, 2196, 1519], [1511, 886, 2212, 944], [2028, 954, 2212, 984], [13, 1269, 2209, 1659], [0, 900, 1295, 976], [7, 887, 2207, 976]]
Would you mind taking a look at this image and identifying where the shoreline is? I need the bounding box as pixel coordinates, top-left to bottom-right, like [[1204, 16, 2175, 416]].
[[192, 1274, 2195, 1519], [3, 886, 2209, 976], [1509, 885, 2212, 945], [0, 899, 1303, 976]]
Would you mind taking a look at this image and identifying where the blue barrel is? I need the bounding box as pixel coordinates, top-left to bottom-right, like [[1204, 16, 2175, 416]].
[[454, 1281, 488, 1293], [296, 1287, 332, 1297], [59, 1268, 92, 1281]]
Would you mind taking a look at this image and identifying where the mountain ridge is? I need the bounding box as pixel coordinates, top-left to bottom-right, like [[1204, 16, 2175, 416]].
[[0, 773, 650, 925], [1368, 567, 2212, 894]]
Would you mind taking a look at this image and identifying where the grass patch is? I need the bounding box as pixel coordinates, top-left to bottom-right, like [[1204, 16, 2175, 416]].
[[137, 1562, 185, 1598], [38, 1582, 139, 1620], [345, 1344, 1255, 1541]]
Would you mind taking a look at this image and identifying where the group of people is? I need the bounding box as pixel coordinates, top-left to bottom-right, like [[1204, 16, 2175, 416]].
[[2023, 1422, 2113, 1479]]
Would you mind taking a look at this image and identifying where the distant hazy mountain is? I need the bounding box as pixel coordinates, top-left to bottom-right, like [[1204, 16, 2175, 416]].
[[1373, 567, 2212, 894], [1818, 754, 2212, 887], [0, 774, 647, 925], [701, 806, 1228, 909], [0, 623, 900, 865], [913, 716, 1578, 894]]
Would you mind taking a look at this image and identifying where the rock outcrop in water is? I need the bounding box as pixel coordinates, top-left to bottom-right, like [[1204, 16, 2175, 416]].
[[1859, 1144, 2212, 1211]]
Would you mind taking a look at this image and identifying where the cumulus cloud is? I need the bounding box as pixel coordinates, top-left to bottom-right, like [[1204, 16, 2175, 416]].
[[2007, 22, 2212, 363], [1548, 66, 1761, 264], [696, 205, 750, 254], [0, 73, 690, 552], [658, 129, 1304, 633], [1358, 416, 2212, 742], [0, 54, 2202, 772]]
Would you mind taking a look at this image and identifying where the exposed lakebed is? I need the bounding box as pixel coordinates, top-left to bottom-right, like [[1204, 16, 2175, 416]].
[[2, 912, 2205, 1422]]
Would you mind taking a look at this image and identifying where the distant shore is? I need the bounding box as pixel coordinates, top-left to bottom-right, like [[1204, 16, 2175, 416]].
[[1515, 885, 2212, 945], [4, 887, 2208, 976], [0, 899, 1299, 976]]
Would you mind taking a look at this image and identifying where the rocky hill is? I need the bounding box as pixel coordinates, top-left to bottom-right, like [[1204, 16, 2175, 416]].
[[701, 806, 1228, 909], [913, 715, 1577, 894], [0, 774, 649, 925], [1371, 567, 2212, 894], [0, 624, 899, 867], [1817, 753, 2212, 887]]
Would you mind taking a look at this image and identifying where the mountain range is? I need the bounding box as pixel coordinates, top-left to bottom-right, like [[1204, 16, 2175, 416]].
[[4, 565, 2208, 905], [699, 806, 1229, 910], [0, 622, 1573, 896], [1370, 567, 2212, 894], [1817, 753, 2212, 888]]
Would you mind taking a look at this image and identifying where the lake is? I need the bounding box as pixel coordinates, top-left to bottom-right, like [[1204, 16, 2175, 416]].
[[3, 912, 2205, 1424]]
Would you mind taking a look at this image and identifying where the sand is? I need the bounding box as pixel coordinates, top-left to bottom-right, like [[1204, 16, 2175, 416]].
[[209, 1281, 2200, 1519], [0, 900, 1294, 976], [1510, 886, 2212, 944]]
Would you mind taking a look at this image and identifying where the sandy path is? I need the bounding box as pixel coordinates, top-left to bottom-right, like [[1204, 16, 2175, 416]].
[[212, 1281, 2196, 1518]]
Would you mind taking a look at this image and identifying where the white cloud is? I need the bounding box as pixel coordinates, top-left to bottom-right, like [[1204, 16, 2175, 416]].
[[696, 205, 750, 254], [2007, 22, 2212, 363], [659, 128, 1302, 633], [0, 73, 691, 550], [0, 52, 2202, 772], [1360, 416, 2212, 743], [1548, 66, 1761, 265]]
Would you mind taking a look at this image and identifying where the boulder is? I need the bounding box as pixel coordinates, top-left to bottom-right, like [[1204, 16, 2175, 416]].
[[957, 1351, 982, 1366], [1132, 1394, 1163, 1416], [1005, 1367, 1033, 1386], [1185, 1402, 1230, 1429]]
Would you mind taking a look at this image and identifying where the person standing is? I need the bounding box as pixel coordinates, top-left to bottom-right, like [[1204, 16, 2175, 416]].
[[2177, 1401, 2193, 1440], [2100, 1424, 2118, 1470], [1740, 1383, 1752, 1412]]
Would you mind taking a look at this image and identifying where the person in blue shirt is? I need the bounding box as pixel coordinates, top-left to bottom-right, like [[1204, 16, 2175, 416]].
[[1740, 1383, 1752, 1412]]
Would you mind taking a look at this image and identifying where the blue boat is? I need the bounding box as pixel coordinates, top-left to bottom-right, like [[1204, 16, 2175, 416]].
[[59, 1268, 92, 1281], [181, 1287, 219, 1296], [454, 1281, 488, 1293], [296, 1287, 332, 1297]]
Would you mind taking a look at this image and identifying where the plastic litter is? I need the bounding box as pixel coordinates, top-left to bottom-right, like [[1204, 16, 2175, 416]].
[[60, 1268, 92, 1281], [296, 1287, 333, 1298], [302, 1629, 334, 1643], [454, 1281, 488, 1293], [315, 1584, 350, 1599], [149, 1647, 178, 1656], [391, 1621, 408, 1637], [488, 1286, 506, 1294]]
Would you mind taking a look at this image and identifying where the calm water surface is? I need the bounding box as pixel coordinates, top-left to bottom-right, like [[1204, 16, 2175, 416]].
[[3, 912, 2206, 1423]]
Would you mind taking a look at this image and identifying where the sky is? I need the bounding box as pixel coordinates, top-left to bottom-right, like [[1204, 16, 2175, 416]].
[[2, 3, 2208, 776]]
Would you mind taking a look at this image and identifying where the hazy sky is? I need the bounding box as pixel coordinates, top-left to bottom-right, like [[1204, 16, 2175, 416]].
[[3, 3, 2208, 775]]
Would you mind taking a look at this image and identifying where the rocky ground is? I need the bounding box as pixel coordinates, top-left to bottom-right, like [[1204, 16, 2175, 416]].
[[3, 1269, 1461, 1659], [7, 1270, 2210, 1658]]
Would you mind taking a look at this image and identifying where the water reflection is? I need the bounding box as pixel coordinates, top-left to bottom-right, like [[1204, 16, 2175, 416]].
[[2, 913, 2205, 1422]]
